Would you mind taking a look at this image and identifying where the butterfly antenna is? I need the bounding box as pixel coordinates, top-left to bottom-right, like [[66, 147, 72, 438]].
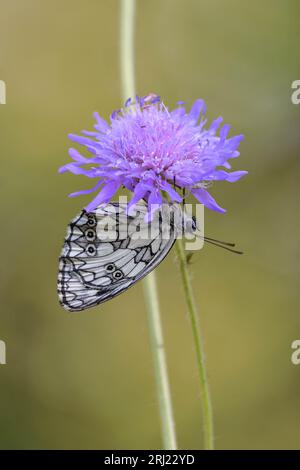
[[196, 233, 243, 254], [203, 238, 243, 255], [203, 236, 236, 247]]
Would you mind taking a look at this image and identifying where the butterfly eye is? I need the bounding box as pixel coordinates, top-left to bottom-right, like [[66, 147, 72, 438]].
[[85, 229, 96, 241], [86, 244, 96, 256], [87, 217, 96, 227], [113, 270, 123, 280], [105, 263, 115, 272]]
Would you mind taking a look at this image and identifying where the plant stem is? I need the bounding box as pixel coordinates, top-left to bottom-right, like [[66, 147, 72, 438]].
[[119, 0, 177, 450], [142, 275, 177, 450], [120, 0, 136, 101], [175, 239, 214, 450]]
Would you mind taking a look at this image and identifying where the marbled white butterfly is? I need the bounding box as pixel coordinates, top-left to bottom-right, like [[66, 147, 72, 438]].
[[58, 202, 197, 311]]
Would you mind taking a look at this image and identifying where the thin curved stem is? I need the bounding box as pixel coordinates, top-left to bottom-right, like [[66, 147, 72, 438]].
[[175, 239, 214, 450], [119, 0, 177, 450]]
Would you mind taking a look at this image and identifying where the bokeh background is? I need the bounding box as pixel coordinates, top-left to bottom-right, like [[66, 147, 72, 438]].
[[0, 0, 299, 450]]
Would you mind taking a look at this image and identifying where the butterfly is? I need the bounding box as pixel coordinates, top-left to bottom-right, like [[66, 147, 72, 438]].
[[58, 202, 197, 312]]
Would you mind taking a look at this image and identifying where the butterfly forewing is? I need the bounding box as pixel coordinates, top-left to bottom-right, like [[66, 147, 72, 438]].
[[58, 203, 176, 311]]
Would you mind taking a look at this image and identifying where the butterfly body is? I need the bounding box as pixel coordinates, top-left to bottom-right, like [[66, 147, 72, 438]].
[[58, 202, 194, 312]]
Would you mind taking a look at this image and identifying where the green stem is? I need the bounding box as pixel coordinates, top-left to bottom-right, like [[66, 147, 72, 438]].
[[120, 0, 136, 101], [143, 275, 177, 450], [119, 0, 177, 450], [175, 239, 214, 450]]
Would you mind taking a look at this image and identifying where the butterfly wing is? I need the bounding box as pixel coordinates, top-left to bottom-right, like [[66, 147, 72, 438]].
[[58, 203, 176, 311]]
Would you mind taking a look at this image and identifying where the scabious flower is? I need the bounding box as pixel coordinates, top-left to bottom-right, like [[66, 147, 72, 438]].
[[59, 94, 247, 219]]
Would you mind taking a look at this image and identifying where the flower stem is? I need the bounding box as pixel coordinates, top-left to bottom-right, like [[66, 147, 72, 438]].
[[119, 0, 177, 450], [175, 239, 214, 450], [142, 275, 177, 450], [120, 0, 136, 101]]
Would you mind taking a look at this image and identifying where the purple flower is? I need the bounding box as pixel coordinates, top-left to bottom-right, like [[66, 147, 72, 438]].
[[59, 94, 247, 217]]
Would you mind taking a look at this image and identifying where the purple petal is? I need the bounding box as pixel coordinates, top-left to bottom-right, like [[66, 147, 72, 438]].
[[68, 148, 90, 163], [171, 106, 186, 118], [212, 170, 248, 182], [191, 188, 226, 213], [68, 134, 95, 146], [148, 189, 162, 207], [84, 145, 100, 155], [68, 181, 103, 198], [85, 181, 120, 212], [145, 189, 162, 222], [189, 99, 206, 124], [58, 163, 95, 177], [209, 116, 223, 132], [82, 130, 100, 137], [160, 180, 182, 202], [93, 112, 110, 133], [127, 181, 150, 214], [220, 124, 230, 142], [110, 109, 121, 121], [225, 134, 244, 150]]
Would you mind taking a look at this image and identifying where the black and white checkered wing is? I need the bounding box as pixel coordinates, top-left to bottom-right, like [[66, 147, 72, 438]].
[[58, 203, 176, 311]]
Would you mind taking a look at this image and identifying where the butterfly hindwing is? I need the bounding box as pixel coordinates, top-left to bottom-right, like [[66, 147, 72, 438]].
[[58, 203, 176, 311]]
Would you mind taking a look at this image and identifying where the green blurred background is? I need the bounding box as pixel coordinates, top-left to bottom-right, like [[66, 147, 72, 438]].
[[0, 0, 299, 450]]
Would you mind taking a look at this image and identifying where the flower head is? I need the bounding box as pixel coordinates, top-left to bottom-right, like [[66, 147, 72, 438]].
[[59, 94, 246, 218]]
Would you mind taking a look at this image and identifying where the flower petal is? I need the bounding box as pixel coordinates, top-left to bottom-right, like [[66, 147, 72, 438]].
[[127, 181, 150, 214], [93, 112, 110, 133], [209, 116, 223, 132], [68, 181, 103, 198], [160, 180, 182, 202], [82, 130, 100, 137], [68, 148, 90, 163], [145, 189, 162, 222], [68, 134, 95, 146], [225, 134, 244, 151], [220, 124, 230, 142], [211, 170, 248, 182], [58, 163, 96, 177], [85, 181, 120, 212], [191, 188, 226, 213], [189, 99, 206, 124], [171, 106, 186, 118]]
